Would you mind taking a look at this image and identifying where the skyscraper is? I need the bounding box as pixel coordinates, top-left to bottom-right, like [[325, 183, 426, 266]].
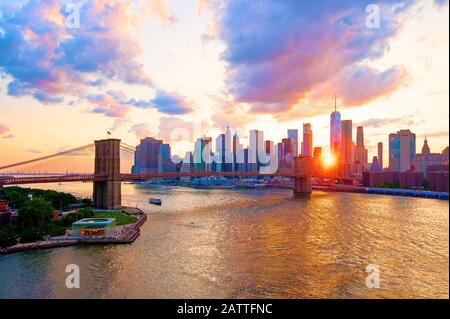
[[356, 126, 364, 148], [313, 147, 322, 159], [281, 138, 295, 157], [287, 129, 298, 156], [215, 133, 226, 172], [194, 137, 212, 172], [204, 137, 213, 172], [370, 156, 382, 172], [194, 138, 204, 172], [302, 123, 313, 156], [277, 142, 284, 162], [354, 126, 367, 163], [158, 143, 175, 174], [377, 142, 383, 171], [131, 137, 163, 174], [353, 126, 367, 176], [233, 132, 243, 172], [339, 120, 353, 177], [330, 97, 341, 159], [249, 130, 264, 172], [388, 129, 416, 172], [224, 126, 233, 172], [265, 140, 274, 155]]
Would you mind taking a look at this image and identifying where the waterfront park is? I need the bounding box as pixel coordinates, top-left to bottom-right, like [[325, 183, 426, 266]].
[[0, 186, 146, 254]]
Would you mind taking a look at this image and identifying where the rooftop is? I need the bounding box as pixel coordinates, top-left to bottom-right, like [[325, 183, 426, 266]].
[[72, 218, 116, 227]]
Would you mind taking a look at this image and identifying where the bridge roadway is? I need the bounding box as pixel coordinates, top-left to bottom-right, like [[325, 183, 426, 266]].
[[0, 171, 308, 186]]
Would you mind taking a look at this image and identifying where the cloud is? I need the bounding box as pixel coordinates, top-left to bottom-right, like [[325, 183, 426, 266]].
[[310, 65, 408, 107], [87, 89, 193, 117], [216, 0, 416, 117], [0, 0, 152, 105], [86, 92, 130, 118], [2, 134, 15, 139], [129, 123, 154, 139], [0, 123, 10, 135], [434, 0, 449, 7], [26, 148, 43, 154], [158, 117, 194, 142], [196, 0, 211, 15], [109, 118, 131, 132], [417, 131, 449, 138], [127, 92, 193, 115], [357, 114, 420, 128], [150, 0, 176, 25], [209, 97, 255, 130], [143, 90, 193, 115], [92, 104, 130, 118]]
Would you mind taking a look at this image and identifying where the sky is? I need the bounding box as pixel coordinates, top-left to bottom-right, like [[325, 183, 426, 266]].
[[0, 0, 448, 169]]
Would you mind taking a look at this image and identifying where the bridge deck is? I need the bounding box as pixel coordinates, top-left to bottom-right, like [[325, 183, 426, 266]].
[[0, 172, 310, 186]]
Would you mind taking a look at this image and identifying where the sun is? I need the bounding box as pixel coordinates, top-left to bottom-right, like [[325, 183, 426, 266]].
[[323, 154, 335, 168]]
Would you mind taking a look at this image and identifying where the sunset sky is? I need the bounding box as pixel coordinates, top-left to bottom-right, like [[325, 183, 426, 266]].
[[0, 0, 448, 169]]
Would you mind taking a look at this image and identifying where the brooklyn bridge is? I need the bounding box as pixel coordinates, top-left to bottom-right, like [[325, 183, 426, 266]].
[[0, 139, 313, 209]]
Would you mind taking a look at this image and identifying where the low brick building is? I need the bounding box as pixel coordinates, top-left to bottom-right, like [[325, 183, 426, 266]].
[[427, 165, 449, 193], [362, 171, 424, 189]]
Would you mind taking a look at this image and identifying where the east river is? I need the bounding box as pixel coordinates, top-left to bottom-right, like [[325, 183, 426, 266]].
[[0, 182, 448, 298]]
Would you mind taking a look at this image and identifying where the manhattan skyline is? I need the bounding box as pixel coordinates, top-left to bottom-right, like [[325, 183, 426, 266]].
[[0, 0, 448, 168], [0, 0, 449, 302]]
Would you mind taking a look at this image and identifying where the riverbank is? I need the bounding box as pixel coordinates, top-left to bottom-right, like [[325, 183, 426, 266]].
[[314, 185, 449, 200], [0, 207, 147, 256], [129, 180, 449, 199]]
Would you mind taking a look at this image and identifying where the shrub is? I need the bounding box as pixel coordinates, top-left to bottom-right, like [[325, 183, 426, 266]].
[[0, 225, 17, 248], [17, 198, 54, 242]]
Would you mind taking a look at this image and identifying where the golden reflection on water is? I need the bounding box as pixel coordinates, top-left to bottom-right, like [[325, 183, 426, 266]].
[[0, 183, 448, 298]]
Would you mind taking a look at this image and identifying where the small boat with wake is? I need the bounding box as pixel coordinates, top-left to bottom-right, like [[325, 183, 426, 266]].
[[149, 198, 162, 205]]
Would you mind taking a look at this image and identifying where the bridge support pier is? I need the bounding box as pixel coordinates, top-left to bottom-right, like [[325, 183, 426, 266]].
[[93, 139, 122, 210], [293, 156, 312, 195]]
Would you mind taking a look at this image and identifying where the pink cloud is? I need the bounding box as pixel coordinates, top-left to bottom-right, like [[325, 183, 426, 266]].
[[216, 0, 416, 120], [0, 123, 10, 135], [129, 123, 155, 139], [150, 0, 176, 25], [0, 0, 152, 105]]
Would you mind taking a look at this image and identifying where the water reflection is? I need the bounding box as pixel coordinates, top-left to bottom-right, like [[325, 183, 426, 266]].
[[0, 182, 448, 298]]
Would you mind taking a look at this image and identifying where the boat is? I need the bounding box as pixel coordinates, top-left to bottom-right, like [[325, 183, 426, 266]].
[[149, 198, 162, 205]]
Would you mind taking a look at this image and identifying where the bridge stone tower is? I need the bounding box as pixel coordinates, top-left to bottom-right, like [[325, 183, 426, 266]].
[[93, 139, 122, 209], [293, 155, 312, 194]]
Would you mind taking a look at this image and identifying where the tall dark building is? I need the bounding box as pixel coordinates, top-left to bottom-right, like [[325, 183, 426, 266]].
[[131, 137, 163, 174], [216, 130, 233, 172], [389, 129, 416, 172], [282, 138, 294, 157]]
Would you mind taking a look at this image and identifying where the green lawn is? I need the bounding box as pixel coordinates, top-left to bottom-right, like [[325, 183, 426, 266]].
[[94, 211, 137, 226]]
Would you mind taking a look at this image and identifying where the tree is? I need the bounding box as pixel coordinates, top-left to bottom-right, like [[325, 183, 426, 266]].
[[3, 187, 28, 209], [17, 198, 54, 243], [31, 189, 78, 209], [0, 225, 17, 248], [62, 208, 94, 226], [81, 197, 93, 207]]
